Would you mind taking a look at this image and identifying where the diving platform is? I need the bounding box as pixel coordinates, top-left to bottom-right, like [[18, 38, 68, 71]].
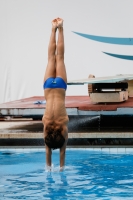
[[0, 96, 133, 119]]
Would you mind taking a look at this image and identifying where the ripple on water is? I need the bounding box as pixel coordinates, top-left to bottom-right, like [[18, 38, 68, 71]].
[[1, 150, 133, 199]]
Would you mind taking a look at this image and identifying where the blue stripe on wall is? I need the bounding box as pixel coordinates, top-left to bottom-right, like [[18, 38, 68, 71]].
[[103, 52, 133, 60], [73, 32, 133, 45]]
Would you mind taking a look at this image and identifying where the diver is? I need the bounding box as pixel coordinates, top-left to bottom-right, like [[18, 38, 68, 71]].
[[42, 18, 69, 171]]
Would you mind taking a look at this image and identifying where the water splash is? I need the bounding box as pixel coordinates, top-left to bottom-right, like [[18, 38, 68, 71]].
[[68, 116, 100, 131], [45, 164, 64, 172]]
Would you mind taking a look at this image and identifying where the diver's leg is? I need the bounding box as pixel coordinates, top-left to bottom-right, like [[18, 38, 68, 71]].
[[56, 18, 67, 83], [43, 19, 57, 82]]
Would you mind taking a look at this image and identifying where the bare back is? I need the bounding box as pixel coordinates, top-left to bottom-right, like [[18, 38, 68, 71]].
[[42, 88, 68, 129]]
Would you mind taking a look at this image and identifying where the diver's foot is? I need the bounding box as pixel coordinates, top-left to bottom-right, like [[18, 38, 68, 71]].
[[57, 17, 63, 27], [52, 18, 58, 29]]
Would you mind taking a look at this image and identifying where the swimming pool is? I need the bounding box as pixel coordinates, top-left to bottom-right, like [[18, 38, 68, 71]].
[[0, 148, 133, 199]]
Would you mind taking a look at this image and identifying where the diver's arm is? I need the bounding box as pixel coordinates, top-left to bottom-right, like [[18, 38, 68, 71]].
[[45, 144, 52, 167], [43, 123, 52, 168], [60, 140, 67, 170], [60, 128, 68, 170]]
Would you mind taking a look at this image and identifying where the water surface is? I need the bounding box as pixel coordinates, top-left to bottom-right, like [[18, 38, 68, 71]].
[[0, 149, 133, 199]]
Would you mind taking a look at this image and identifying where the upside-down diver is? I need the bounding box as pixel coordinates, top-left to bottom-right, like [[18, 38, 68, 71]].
[[42, 18, 69, 171]]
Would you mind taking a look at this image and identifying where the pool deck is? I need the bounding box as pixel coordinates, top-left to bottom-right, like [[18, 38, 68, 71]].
[[0, 120, 133, 148], [1, 96, 133, 147]]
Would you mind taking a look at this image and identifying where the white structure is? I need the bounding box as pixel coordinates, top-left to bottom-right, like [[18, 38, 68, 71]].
[[0, 0, 133, 103]]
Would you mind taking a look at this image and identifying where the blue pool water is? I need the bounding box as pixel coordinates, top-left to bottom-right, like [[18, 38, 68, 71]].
[[0, 149, 133, 200]]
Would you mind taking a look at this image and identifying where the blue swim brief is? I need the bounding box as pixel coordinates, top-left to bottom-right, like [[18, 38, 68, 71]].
[[43, 77, 67, 90]]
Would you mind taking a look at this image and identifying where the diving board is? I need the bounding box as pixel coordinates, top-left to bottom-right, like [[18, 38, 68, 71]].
[[67, 74, 133, 85], [68, 74, 133, 103]]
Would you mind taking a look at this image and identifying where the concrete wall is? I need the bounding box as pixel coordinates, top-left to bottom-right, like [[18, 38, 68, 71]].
[[0, 0, 133, 103]]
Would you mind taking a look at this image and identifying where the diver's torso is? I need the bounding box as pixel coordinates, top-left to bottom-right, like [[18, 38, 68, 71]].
[[42, 88, 69, 126]]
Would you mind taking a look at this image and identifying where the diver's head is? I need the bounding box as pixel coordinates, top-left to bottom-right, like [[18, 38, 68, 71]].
[[45, 126, 65, 150]]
